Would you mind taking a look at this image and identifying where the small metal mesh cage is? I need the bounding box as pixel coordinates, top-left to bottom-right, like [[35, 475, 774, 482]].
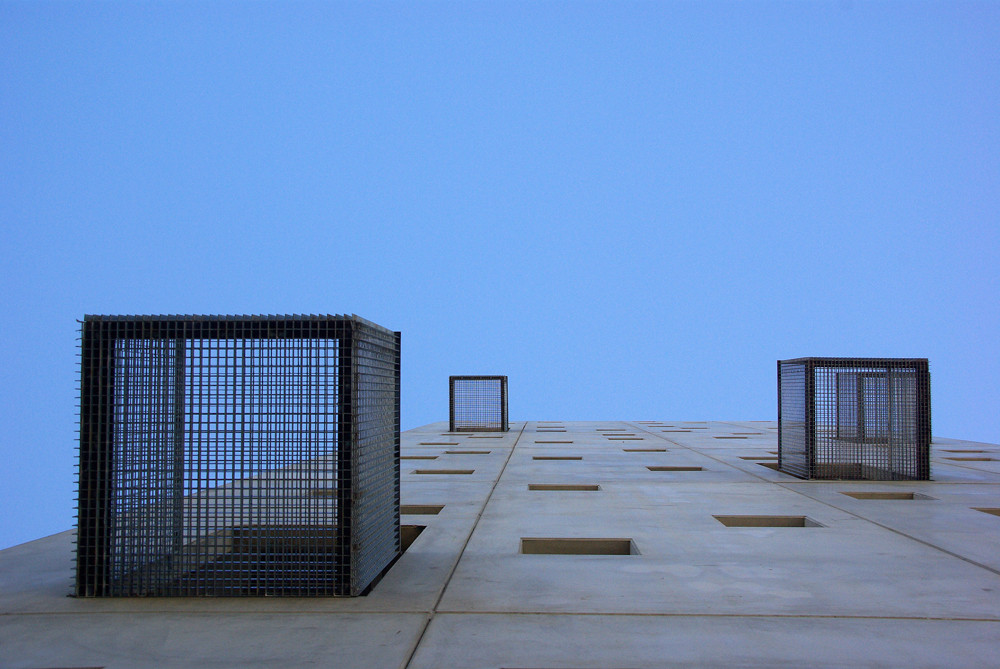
[[75, 315, 400, 597], [449, 376, 508, 432], [778, 358, 930, 480]]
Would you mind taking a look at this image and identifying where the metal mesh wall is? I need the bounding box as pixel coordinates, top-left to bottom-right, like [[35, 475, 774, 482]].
[[778, 358, 930, 480], [76, 315, 400, 597], [449, 376, 508, 432]]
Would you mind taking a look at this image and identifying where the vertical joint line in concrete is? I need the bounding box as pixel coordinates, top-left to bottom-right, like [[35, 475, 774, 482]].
[[400, 421, 526, 669]]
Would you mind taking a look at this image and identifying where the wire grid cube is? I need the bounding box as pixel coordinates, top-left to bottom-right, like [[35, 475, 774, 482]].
[[76, 315, 400, 597], [449, 376, 508, 432], [778, 358, 930, 480]]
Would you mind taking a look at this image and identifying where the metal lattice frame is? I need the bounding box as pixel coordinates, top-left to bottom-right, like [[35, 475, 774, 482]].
[[778, 358, 930, 480], [449, 376, 508, 432], [76, 315, 400, 597]]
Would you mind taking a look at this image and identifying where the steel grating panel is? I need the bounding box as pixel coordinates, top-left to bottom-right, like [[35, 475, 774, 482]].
[[75, 315, 400, 597], [777, 358, 930, 481], [449, 375, 508, 432]]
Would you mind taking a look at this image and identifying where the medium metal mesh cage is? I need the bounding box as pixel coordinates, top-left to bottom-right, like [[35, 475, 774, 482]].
[[778, 358, 930, 480], [449, 376, 508, 432], [75, 315, 400, 597]]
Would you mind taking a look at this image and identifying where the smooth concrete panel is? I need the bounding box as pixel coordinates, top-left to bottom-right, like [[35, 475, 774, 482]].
[[408, 613, 1000, 669], [0, 611, 427, 669]]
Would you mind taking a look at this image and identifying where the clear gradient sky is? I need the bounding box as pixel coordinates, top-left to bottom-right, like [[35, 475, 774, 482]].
[[1, 1, 998, 549]]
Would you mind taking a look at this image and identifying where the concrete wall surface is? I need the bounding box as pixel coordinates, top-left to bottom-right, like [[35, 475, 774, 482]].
[[2, 421, 999, 668]]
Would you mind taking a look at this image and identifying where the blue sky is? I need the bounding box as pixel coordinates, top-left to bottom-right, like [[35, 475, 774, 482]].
[[1, 1, 997, 549]]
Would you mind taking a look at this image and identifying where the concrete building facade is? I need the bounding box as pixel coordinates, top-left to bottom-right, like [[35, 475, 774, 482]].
[[2, 420, 1000, 667]]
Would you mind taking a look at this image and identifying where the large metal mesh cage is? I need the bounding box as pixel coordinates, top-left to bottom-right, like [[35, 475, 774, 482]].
[[778, 358, 930, 480], [449, 376, 508, 432], [75, 315, 401, 597]]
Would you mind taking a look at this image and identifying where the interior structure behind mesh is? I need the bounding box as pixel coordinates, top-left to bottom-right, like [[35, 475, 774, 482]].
[[76, 315, 399, 597], [778, 358, 930, 480], [449, 376, 508, 432]]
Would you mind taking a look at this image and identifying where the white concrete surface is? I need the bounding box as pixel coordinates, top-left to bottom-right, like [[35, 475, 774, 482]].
[[2, 420, 999, 668]]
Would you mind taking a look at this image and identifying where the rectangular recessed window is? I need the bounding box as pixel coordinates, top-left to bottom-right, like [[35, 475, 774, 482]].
[[841, 492, 933, 500], [974, 508, 1000, 517], [662, 430, 692, 433], [412, 469, 475, 475], [419, 442, 460, 446], [647, 466, 702, 471], [715, 436, 748, 440], [758, 462, 781, 470], [402, 455, 438, 460], [623, 448, 667, 452], [535, 440, 574, 444], [714, 515, 823, 528], [607, 437, 644, 440], [520, 538, 637, 555], [401, 525, 425, 551], [533, 456, 582, 461], [400, 505, 444, 515], [945, 457, 996, 461], [943, 449, 988, 453], [740, 456, 778, 461], [528, 484, 600, 491], [445, 450, 490, 454], [469, 436, 503, 439]]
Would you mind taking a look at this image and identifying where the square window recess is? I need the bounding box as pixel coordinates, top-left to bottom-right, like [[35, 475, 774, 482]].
[[973, 508, 1000, 517], [714, 515, 824, 528], [520, 537, 637, 555], [841, 492, 934, 501], [624, 448, 667, 452], [528, 484, 600, 491], [412, 469, 475, 475], [400, 504, 444, 515], [648, 465, 703, 472], [446, 450, 491, 454], [533, 456, 583, 461], [401, 525, 425, 551]]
